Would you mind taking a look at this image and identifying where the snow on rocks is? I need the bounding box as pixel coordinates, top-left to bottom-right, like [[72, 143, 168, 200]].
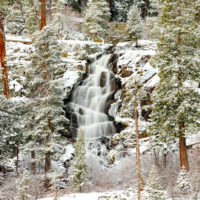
[[63, 70, 81, 93], [6, 34, 32, 43]]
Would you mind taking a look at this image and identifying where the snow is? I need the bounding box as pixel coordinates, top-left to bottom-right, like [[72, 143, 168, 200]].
[[39, 190, 136, 200], [145, 73, 160, 88], [9, 80, 22, 92], [6, 34, 32, 43], [10, 96, 28, 102], [186, 131, 200, 147], [63, 70, 80, 90], [60, 40, 112, 46], [61, 144, 74, 162]]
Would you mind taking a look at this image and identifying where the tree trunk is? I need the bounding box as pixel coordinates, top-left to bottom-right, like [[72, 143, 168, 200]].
[[31, 150, 36, 174], [44, 118, 51, 188], [134, 88, 143, 200], [179, 124, 189, 171], [0, 11, 9, 99], [40, 0, 46, 30], [176, 2, 189, 171], [16, 147, 19, 175], [135, 39, 139, 47]]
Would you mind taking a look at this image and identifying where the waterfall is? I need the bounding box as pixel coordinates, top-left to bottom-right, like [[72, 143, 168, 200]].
[[69, 54, 116, 139]]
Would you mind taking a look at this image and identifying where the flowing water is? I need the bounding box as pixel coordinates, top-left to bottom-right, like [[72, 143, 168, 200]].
[[69, 54, 116, 139]]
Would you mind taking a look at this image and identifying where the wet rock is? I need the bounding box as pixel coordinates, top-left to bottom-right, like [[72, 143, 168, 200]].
[[108, 54, 119, 74], [119, 65, 133, 78]]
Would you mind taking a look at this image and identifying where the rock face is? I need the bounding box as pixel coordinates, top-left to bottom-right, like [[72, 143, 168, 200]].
[[64, 40, 158, 163]]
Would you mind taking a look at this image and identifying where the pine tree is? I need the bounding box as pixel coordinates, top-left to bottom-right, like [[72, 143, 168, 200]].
[[22, 0, 40, 35], [149, 0, 200, 171], [64, 0, 88, 12], [16, 170, 32, 200], [5, 3, 25, 35], [51, 0, 65, 39], [132, 70, 146, 200], [134, 0, 150, 19], [125, 5, 143, 47], [84, 0, 111, 41], [0, 95, 23, 171], [149, 0, 160, 16], [24, 25, 69, 177], [177, 167, 191, 195], [71, 129, 88, 192], [142, 165, 166, 200], [114, 0, 131, 22]]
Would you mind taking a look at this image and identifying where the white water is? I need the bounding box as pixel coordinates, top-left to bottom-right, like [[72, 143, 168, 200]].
[[70, 55, 116, 139]]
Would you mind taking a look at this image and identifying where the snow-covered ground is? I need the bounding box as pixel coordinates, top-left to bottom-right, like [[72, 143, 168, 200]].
[[40, 190, 136, 200]]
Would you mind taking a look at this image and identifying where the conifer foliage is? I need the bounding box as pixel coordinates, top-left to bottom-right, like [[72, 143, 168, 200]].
[[149, 0, 200, 170], [0, 95, 23, 168], [177, 167, 191, 195], [85, 0, 111, 41], [5, 3, 25, 35], [125, 5, 142, 46], [142, 165, 166, 200], [24, 25, 69, 175], [71, 129, 88, 192], [16, 170, 32, 200], [22, 0, 40, 35]]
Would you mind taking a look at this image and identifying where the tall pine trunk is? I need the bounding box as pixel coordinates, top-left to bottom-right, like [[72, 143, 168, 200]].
[[177, 2, 189, 170], [40, 0, 46, 30], [134, 87, 143, 200], [178, 124, 189, 170], [0, 11, 9, 99], [44, 114, 51, 188]]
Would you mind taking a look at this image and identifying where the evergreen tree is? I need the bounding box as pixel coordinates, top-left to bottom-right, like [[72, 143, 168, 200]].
[[151, 134, 177, 167], [113, 0, 132, 22], [84, 0, 111, 41], [64, 0, 88, 12], [142, 165, 166, 200], [177, 167, 191, 195], [24, 25, 69, 176], [0, 95, 23, 170], [149, 0, 200, 170], [134, 0, 150, 18], [5, 3, 25, 35], [125, 5, 142, 47], [149, 0, 160, 16], [16, 170, 32, 200], [51, 0, 65, 39], [71, 129, 88, 192], [22, 0, 40, 35]]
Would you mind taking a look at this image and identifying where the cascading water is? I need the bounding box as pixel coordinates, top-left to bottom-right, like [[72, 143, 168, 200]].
[[69, 54, 116, 139]]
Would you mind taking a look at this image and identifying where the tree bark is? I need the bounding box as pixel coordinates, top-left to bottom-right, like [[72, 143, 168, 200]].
[[134, 87, 143, 200], [31, 150, 36, 174], [40, 0, 46, 30], [16, 147, 19, 175], [44, 118, 51, 188], [179, 124, 189, 171], [0, 11, 9, 99], [136, 39, 139, 47]]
